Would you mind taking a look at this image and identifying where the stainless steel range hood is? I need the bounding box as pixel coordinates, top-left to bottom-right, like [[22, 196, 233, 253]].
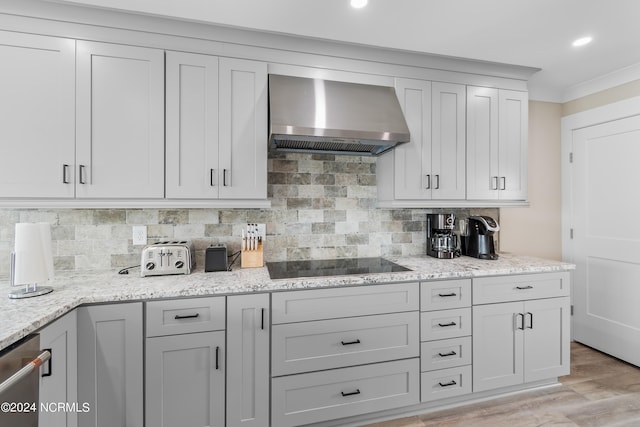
[[268, 74, 410, 156]]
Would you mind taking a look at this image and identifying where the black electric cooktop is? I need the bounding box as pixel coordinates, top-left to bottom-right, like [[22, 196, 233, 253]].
[[266, 257, 411, 280]]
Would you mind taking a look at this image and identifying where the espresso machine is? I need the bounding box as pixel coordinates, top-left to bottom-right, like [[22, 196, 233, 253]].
[[461, 216, 500, 260], [426, 213, 460, 259]]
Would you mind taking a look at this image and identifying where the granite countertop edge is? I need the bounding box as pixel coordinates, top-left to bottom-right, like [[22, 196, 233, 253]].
[[0, 254, 575, 352]]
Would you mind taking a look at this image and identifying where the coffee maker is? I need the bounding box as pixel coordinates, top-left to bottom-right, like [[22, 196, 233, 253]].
[[426, 213, 460, 259], [461, 216, 499, 260]]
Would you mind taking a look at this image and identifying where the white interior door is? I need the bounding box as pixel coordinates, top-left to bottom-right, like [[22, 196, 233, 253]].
[[571, 114, 640, 366]]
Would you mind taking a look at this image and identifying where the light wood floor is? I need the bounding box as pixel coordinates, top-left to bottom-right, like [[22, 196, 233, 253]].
[[360, 342, 640, 427]]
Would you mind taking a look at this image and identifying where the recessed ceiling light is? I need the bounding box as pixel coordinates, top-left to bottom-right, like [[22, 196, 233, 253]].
[[572, 36, 593, 47], [351, 0, 368, 9]]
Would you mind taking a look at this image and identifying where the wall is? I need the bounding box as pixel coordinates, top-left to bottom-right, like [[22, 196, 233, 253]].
[[562, 79, 640, 116], [0, 150, 498, 277], [501, 78, 640, 261], [500, 101, 563, 260]]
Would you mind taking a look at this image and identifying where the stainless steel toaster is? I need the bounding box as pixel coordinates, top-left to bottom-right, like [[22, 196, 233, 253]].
[[141, 240, 195, 277]]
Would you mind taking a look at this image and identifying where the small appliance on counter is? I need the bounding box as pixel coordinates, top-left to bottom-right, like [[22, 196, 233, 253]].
[[461, 216, 500, 260], [426, 213, 460, 259], [205, 244, 228, 272], [141, 240, 195, 277]]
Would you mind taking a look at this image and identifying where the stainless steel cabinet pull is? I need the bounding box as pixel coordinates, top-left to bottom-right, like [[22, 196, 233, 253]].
[[492, 176, 499, 190], [215, 346, 220, 370], [438, 380, 457, 387], [438, 350, 457, 357], [438, 292, 457, 297], [79, 165, 86, 184], [42, 348, 52, 377], [500, 176, 506, 190], [516, 285, 533, 290], [341, 339, 361, 346], [516, 313, 525, 330], [438, 322, 457, 327], [210, 169, 215, 186], [223, 169, 228, 186], [341, 389, 361, 397], [0, 350, 51, 394], [261, 308, 265, 330], [62, 164, 70, 184], [174, 313, 200, 320], [425, 174, 431, 189], [435, 174, 440, 189], [526, 312, 533, 329]]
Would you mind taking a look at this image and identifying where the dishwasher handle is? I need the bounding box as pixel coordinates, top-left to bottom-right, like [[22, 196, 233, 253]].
[[0, 350, 51, 395]]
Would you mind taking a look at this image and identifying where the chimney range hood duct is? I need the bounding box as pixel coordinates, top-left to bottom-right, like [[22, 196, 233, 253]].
[[268, 74, 410, 156]]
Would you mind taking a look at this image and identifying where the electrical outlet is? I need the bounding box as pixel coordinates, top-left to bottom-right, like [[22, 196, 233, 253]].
[[132, 225, 147, 246]]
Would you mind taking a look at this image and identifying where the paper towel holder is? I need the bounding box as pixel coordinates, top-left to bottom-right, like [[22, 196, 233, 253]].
[[9, 223, 54, 299]]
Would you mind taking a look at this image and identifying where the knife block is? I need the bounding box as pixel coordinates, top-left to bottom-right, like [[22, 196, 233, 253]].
[[241, 242, 263, 268]]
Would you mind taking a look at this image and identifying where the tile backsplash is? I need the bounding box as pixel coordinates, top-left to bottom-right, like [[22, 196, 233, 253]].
[[0, 151, 498, 276]]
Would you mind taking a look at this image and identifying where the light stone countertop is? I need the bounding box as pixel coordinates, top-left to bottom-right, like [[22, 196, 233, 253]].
[[0, 253, 574, 352]]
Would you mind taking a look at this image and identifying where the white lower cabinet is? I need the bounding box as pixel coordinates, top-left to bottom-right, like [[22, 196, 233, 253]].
[[146, 331, 225, 427], [473, 296, 571, 392], [271, 283, 420, 426], [420, 279, 473, 403], [77, 303, 144, 427], [272, 359, 420, 427], [226, 293, 270, 427], [421, 365, 472, 402], [38, 310, 78, 427], [145, 296, 226, 427]]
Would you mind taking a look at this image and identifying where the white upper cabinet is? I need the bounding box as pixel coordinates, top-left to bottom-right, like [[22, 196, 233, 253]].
[[165, 51, 220, 199], [0, 31, 75, 198], [166, 54, 268, 201], [467, 86, 527, 201], [390, 78, 432, 200], [431, 82, 466, 200], [75, 41, 165, 199], [377, 78, 466, 205], [218, 58, 268, 200]]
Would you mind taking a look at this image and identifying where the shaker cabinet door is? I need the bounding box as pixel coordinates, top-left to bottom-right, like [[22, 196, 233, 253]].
[[218, 57, 268, 199], [165, 51, 220, 199], [226, 294, 270, 427], [0, 31, 75, 198], [392, 78, 432, 200], [146, 331, 226, 427], [431, 82, 466, 200], [75, 41, 164, 199], [466, 86, 499, 200], [77, 303, 143, 427], [39, 310, 78, 427]]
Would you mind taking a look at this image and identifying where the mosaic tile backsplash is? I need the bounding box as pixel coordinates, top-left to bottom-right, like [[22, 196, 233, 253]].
[[0, 151, 498, 276]]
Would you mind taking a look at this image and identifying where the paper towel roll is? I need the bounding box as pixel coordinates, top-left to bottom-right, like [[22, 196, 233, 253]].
[[13, 223, 54, 285]]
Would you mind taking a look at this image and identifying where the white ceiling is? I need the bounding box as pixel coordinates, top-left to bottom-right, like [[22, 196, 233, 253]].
[[50, 0, 640, 102]]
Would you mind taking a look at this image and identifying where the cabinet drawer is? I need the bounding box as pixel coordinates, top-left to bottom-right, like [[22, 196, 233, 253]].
[[421, 279, 471, 311], [146, 297, 225, 337], [421, 336, 472, 372], [272, 312, 419, 376], [421, 365, 472, 402], [272, 359, 419, 427], [421, 308, 471, 341], [271, 283, 419, 324], [473, 272, 570, 304]]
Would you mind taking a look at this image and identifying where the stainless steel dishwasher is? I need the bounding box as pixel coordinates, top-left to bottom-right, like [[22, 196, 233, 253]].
[[0, 334, 51, 427]]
